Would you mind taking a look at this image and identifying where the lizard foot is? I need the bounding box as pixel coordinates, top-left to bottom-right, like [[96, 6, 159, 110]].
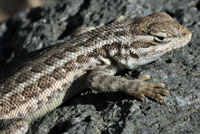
[[127, 74, 170, 102]]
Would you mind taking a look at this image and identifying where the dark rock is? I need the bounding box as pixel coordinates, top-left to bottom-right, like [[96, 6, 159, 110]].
[[0, 0, 199, 134]]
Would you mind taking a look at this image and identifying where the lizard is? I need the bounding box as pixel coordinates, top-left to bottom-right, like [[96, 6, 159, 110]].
[[0, 12, 192, 134]]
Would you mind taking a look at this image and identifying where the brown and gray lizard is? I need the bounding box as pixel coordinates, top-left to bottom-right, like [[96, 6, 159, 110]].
[[0, 12, 192, 134]]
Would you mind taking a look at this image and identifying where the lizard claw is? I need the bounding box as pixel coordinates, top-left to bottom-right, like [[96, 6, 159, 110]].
[[135, 81, 169, 101]]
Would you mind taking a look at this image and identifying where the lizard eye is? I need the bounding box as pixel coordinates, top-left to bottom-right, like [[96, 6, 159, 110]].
[[154, 36, 172, 43], [151, 31, 172, 43]]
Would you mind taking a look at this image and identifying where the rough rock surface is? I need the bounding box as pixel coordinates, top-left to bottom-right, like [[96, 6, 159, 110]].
[[0, 0, 199, 134]]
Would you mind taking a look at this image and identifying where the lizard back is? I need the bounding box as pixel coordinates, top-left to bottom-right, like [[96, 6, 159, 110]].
[[0, 18, 134, 122]]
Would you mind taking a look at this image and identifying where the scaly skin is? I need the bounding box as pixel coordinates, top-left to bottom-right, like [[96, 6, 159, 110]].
[[0, 12, 192, 134]]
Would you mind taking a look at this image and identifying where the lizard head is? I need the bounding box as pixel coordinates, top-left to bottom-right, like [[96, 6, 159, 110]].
[[113, 12, 192, 69]]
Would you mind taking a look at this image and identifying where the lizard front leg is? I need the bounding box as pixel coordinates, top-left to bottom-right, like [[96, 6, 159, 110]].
[[86, 68, 169, 102]]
